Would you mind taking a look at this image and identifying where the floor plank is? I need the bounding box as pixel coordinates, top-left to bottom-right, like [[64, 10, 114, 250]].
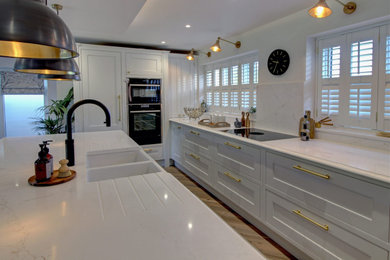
[[165, 166, 297, 260]]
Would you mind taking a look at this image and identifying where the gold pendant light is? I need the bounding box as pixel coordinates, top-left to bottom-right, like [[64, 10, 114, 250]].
[[186, 48, 211, 61], [210, 37, 241, 52], [308, 0, 357, 18], [0, 0, 78, 59], [210, 38, 222, 52]]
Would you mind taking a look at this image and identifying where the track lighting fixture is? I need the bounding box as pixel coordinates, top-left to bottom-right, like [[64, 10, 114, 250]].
[[210, 37, 241, 52], [308, 0, 356, 18]]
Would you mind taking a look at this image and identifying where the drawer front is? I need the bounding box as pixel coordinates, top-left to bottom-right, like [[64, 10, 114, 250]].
[[143, 145, 163, 160], [214, 136, 261, 183], [266, 191, 388, 260], [183, 146, 212, 184], [266, 152, 390, 242], [214, 163, 261, 217], [183, 127, 211, 151]]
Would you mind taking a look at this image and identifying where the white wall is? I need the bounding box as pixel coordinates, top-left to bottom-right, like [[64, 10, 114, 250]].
[[167, 54, 198, 118], [198, 0, 390, 134]]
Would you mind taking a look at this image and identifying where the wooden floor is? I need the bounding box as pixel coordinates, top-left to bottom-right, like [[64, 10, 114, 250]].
[[165, 166, 297, 260]]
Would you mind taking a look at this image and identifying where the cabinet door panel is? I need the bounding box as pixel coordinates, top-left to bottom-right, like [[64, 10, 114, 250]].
[[125, 52, 162, 76], [80, 49, 123, 131], [170, 123, 183, 164]]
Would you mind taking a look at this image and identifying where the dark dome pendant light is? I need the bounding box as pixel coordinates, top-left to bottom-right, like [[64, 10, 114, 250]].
[[0, 0, 78, 59], [14, 58, 80, 75]]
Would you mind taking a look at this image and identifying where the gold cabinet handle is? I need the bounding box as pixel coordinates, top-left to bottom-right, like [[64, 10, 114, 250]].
[[224, 171, 241, 182], [293, 210, 329, 231], [118, 95, 121, 122], [189, 153, 200, 160], [293, 165, 330, 179], [144, 148, 153, 152], [224, 142, 241, 150], [178, 126, 182, 129], [190, 130, 200, 136]]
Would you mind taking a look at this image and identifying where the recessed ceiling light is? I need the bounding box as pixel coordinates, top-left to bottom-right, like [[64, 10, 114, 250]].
[[161, 41, 166, 44], [185, 24, 191, 28]]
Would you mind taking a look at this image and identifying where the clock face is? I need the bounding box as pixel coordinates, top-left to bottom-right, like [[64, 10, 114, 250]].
[[267, 49, 290, 76]]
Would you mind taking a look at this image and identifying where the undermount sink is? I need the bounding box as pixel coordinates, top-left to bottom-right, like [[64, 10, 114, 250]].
[[86, 147, 161, 182]]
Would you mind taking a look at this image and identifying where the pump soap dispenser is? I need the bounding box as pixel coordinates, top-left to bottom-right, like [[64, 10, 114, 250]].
[[34, 144, 51, 182]]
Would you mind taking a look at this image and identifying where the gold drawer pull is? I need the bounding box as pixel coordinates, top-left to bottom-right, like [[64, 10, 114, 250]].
[[224, 142, 241, 149], [189, 153, 200, 160], [190, 130, 200, 136], [293, 210, 329, 231], [293, 165, 330, 179], [178, 126, 182, 129], [144, 148, 153, 152], [224, 171, 241, 182]]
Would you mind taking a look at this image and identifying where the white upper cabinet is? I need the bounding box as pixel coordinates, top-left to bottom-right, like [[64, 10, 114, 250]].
[[125, 52, 163, 77], [77, 45, 124, 132]]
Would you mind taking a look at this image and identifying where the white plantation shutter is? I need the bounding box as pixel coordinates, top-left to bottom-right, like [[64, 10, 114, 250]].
[[222, 67, 229, 86], [231, 91, 239, 110], [214, 92, 220, 108], [345, 28, 378, 129], [222, 92, 229, 107], [318, 35, 345, 124], [253, 61, 259, 84], [206, 92, 212, 106], [231, 65, 239, 86], [351, 40, 374, 77], [316, 26, 389, 130], [241, 91, 250, 109], [322, 46, 341, 79], [241, 63, 250, 84], [321, 88, 340, 115], [202, 51, 259, 115], [206, 70, 212, 87], [214, 69, 220, 87]]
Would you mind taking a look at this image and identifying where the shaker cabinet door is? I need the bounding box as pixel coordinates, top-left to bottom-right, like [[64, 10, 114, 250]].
[[79, 48, 123, 132]]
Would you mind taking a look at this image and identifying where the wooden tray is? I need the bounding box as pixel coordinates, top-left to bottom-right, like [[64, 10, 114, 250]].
[[28, 169, 76, 187], [198, 119, 231, 128]]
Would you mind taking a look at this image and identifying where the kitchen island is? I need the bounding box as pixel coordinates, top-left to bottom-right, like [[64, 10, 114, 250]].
[[0, 131, 265, 260]]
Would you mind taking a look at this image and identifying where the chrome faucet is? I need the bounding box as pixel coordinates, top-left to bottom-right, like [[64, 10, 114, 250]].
[[65, 99, 111, 166]]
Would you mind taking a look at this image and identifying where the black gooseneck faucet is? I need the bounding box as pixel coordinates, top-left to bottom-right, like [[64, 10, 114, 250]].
[[65, 99, 111, 166]]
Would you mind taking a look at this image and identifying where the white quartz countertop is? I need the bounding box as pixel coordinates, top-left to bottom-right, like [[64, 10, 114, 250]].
[[170, 118, 390, 186], [0, 131, 265, 260]]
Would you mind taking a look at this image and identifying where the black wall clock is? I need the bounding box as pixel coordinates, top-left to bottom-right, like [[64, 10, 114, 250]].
[[267, 49, 290, 76]]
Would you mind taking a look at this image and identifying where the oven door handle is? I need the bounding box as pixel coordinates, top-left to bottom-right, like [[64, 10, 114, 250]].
[[129, 110, 161, 113]]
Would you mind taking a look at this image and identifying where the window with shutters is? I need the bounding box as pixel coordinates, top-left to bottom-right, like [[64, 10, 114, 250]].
[[317, 23, 390, 131], [203, 51, 259, 114]]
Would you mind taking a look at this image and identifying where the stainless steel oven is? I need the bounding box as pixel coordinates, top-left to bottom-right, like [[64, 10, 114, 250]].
[[128, 78, 160, 104], [129, 104, 161, 145]]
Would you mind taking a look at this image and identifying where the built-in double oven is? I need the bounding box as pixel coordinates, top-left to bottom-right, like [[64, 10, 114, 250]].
[[128, 78, 161, 145]]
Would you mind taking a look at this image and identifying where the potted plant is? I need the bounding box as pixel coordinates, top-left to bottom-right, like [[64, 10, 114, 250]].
[[32, 88, 73, 135]]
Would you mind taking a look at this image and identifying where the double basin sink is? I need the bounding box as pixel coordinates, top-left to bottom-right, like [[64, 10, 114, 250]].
[[86, 147, 161, 182]]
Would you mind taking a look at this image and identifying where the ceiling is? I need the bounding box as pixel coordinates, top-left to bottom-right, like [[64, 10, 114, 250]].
[[52, 0, 312, 51]]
